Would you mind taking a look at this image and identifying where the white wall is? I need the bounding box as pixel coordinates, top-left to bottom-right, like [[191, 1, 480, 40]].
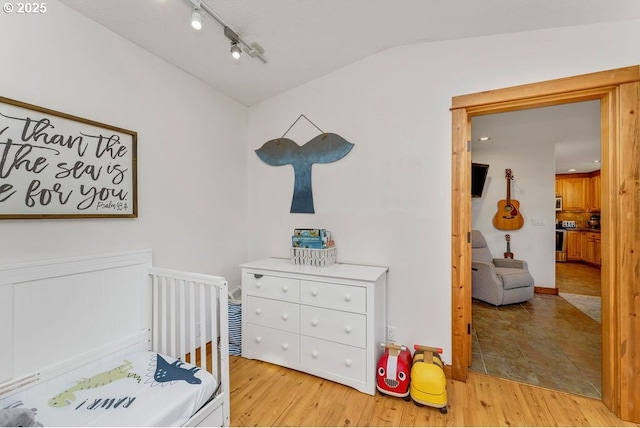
[[247, 20, 640, 362], [4, 4, 637, 365], [471, 136, 556, 288], [0, 2, 249, 284]]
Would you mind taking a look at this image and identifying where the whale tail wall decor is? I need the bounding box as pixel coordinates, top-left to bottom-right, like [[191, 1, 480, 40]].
[[255, 132, 354, 213]]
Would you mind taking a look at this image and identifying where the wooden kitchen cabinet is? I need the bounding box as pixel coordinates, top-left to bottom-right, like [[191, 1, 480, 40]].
[[590, 173, 601, 212], [560, 177, 590, 212], [583, 232, 601, 266], [556, 172, 601, 212], [582, 232, 594, 264], [566, 230, 601, 266], [567, 230, 582, 260]]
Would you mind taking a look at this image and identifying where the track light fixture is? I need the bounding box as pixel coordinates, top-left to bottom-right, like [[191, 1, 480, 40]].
[[191, 8, 202, 31], [230, 41, 241, 60], [190, 0, 202, 30], [225, 26, 241, 60], [188, 0, 267, 63]]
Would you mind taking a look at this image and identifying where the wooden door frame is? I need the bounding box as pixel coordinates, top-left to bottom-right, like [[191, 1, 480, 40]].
[[451, 65, 640, 422]]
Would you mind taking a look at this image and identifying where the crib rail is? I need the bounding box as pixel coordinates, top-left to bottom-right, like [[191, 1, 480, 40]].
[[148, 268, 229, 379], [0, 251, 230, 426]]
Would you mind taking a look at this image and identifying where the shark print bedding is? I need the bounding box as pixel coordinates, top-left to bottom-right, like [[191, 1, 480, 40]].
[[0, 352, 217, 427]]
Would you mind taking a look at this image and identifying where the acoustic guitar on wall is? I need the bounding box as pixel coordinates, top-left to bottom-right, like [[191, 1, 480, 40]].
[[492, 168, 524, 230], [504, 234, 514, 259]]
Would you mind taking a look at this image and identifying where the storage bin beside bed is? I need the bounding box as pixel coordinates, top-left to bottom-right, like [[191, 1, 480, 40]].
[[228, 287, 242, 356]]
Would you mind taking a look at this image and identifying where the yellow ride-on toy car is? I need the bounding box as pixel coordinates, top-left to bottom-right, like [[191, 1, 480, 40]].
[[409, 345, 448, 413]]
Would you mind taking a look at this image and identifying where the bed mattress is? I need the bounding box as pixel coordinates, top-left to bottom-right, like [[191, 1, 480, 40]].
[[0, 351, 217, 427]]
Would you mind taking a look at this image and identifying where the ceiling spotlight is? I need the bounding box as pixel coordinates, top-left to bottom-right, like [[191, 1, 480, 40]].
[[478, 136, 491, 141], [230, 41, 241, 60], [189, 2, 267, 63], [191, 8, 202, 30]]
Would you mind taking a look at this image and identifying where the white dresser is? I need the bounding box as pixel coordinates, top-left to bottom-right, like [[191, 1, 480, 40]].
[[240, 258, 388, 395]]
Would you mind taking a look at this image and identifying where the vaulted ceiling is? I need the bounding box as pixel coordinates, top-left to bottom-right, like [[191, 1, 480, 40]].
[[59, 0, 640, 106], [59, 1, 638, 171]]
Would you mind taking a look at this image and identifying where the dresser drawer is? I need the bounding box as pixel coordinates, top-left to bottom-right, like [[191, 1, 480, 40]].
[[241, 258, 387, 396], [301, 336, 366, 383], [300, 305, 366, 348], [243, 272, 299, 302], [300, 280, 366, 313], [245, 296, 299, 333], [244, 323, 300, 365]]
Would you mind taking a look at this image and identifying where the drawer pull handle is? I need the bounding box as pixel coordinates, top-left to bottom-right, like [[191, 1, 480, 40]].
[[255, 308, 262, 315], [282, 313, 289, 321], [312, 351, 318, 359], [344, 294, 352, 302], [344, 325, 352, 333], [255, 282, 261, 288], [311, 319, 318, 327], [345, 359, 352, 367], [311, 290, 318, 297], [282, 286, 289, 293], [282, 343, 289, 351], [255, 336, 262, 343], [253, 274, 263, 279]]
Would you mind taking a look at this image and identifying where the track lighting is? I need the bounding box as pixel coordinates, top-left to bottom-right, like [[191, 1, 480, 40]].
[[190, 0, 202, 30], [230, 41, 241, 60], [191, 8, 202, 31], [188, 0, 267, 63]]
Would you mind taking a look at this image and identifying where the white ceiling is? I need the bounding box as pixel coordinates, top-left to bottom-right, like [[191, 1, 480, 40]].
[[58, 0, 634, 172], [59, 0, 640, 106], [472, 100, 602, 174]]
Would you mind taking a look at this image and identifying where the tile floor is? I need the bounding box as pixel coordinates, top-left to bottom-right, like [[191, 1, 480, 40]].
[[471, 262, 602, 399]]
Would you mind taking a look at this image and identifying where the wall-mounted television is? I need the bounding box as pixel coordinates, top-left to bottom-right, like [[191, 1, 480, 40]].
[[471, 163, 490, 198]]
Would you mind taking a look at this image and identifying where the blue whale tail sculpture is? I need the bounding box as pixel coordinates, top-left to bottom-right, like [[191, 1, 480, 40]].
[[255, 133, 354, 213]]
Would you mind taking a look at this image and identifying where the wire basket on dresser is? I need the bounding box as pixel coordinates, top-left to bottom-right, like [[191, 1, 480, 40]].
[[290, 247, 337, 267]]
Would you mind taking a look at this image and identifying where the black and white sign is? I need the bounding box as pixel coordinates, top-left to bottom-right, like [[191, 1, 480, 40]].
[[0, 97, 137, 218]]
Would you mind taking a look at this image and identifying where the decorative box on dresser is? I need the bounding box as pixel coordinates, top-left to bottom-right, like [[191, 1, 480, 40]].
[[240, 258, 388, 396]]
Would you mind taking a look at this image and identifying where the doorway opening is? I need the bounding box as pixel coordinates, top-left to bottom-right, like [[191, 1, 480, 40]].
[[467, 101, 603, 398], [450, 65, 640, 422]]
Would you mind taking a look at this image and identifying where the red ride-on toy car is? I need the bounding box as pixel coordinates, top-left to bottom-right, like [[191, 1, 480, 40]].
[[409, 345, 448, 413], [376, 343, 412, 399]]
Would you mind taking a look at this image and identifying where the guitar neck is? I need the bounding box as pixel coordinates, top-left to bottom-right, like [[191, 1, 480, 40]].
[[504, 168, 515, 205], [504, 234, 513, 257]]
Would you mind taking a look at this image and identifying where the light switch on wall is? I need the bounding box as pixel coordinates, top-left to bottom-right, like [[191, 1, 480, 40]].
[[531, 217, 547, 226]]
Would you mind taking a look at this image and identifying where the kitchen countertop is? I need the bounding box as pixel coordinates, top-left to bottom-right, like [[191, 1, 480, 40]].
[[559, 227, 601, 233]]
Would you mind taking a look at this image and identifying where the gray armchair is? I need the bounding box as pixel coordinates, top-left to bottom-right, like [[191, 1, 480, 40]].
[[471, 230, 534, 306]]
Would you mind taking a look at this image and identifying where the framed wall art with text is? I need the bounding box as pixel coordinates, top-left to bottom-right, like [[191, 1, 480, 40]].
[[0, 96, 137, 219]]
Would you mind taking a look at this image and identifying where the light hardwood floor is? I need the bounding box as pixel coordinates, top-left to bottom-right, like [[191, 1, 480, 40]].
[[555, 262, 601, 296], [229, 356, 637, 427]]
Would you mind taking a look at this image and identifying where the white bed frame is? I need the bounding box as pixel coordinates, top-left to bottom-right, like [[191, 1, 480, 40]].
[[0, 249, 230, 427]]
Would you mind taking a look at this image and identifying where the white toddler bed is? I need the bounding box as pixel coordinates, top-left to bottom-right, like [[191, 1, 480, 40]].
[[0, 249, 230, 427]]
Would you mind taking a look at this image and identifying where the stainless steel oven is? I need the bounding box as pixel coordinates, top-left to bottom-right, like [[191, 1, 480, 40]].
[[556, 229, 567, 262]]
